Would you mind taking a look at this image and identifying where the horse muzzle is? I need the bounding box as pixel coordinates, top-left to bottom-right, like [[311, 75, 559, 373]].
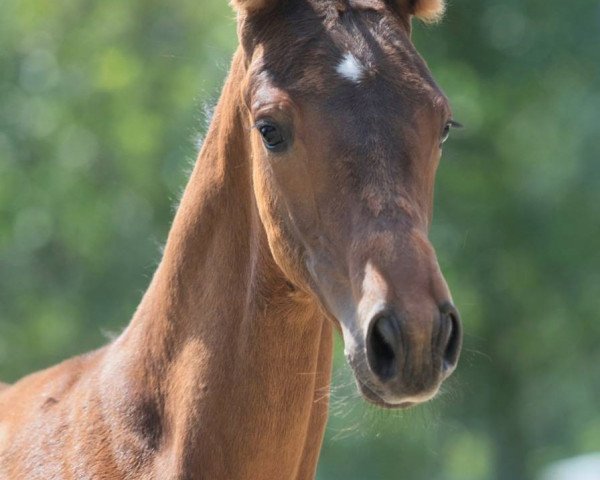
[[349, 302, 462, 408]]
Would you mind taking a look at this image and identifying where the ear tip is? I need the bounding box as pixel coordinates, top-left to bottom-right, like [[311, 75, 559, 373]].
[[413, 0, 446, 23], [230, 0, 276, 13], [233, 0, 447, 21]]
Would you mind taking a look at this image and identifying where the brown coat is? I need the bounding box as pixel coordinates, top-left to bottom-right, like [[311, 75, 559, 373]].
[[0, 1, 460, 478]]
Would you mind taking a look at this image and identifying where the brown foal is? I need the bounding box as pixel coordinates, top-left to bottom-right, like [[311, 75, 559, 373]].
[[0, 0, 462, 478]]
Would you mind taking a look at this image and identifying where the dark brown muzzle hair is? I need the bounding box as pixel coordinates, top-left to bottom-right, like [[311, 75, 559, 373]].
[[346, 224, 461, 407]]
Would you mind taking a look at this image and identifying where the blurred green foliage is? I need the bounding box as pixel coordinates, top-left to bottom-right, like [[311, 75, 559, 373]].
[[0, 1, 598, 479]]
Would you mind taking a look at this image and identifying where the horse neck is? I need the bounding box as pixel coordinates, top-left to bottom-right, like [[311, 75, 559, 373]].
[[106, 48, 333, 477]]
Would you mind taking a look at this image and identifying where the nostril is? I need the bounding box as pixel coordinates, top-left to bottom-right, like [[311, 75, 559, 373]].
[[367, 314, 399, 381], [441, 305, 462, 372]]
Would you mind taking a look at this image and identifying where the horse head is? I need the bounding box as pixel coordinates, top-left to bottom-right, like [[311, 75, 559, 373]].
[[233, 0, 461, 408]]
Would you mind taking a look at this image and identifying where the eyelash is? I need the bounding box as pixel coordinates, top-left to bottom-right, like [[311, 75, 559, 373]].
[[441, 120, 462, 146]]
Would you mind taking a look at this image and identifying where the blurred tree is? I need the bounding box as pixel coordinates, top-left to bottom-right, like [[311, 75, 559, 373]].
[[1, 1, 598, 479]]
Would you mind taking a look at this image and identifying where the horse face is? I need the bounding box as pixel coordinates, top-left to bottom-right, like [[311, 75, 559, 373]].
[[238, 0, 461, 408]]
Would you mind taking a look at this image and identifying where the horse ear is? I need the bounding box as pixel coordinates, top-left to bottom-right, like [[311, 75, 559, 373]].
[[401, 0, 446, 23], [230, 0, 279, 14]]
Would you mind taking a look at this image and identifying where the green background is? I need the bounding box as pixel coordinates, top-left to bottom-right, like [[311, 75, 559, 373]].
[[1, 1, 598, 478]]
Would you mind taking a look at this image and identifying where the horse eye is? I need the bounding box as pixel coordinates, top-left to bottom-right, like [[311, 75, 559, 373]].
[[257, 122, 287, 151], [441, 123, 452, 145], [441, 119, 462, 146]]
